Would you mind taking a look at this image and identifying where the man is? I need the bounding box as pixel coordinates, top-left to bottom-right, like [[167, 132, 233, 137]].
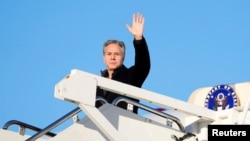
[[96, 13, 150, 114]]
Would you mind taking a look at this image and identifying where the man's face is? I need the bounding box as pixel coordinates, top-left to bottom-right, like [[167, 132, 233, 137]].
[[103, 43, 124, 71]]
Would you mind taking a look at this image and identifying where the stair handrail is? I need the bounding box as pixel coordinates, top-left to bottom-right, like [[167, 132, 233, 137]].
[[112, 96, 185, 132], [25, 97, 107, 141], [25, 107, 81, 141], [2, 120, 56, 137]]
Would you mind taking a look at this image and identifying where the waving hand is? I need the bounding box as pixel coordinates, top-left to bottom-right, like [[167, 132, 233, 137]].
[[126, 13, 144, 40]]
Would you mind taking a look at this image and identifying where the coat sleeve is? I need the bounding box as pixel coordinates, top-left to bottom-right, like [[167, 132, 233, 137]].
[[132, 36, 151, 87]]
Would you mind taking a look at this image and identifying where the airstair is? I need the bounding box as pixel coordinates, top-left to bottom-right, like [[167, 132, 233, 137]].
[[1, 69, 250, 141]]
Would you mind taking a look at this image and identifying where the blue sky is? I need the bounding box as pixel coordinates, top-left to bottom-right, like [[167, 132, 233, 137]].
[[1, 0, 250, 134]]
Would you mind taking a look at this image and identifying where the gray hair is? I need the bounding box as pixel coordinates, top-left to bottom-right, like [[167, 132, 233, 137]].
[[103, 40, 126, 57]]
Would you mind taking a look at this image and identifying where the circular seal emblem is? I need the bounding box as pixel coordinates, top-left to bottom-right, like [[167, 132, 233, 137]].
[[204, 84, 239, 111]]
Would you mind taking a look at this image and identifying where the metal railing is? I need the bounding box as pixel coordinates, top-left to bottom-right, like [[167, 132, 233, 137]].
[[25, 97, 107, 141], [25, 107, 81, 141], [112, 96, 185, 132], [2, 120, 56, 137], [3, 96, 184, 140]]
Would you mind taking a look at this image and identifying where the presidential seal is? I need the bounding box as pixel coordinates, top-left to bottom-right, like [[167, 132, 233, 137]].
[[204, 84, 239, 111]]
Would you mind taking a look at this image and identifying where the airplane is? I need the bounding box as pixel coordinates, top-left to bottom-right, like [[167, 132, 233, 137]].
[[1, 69, 249, 140]]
